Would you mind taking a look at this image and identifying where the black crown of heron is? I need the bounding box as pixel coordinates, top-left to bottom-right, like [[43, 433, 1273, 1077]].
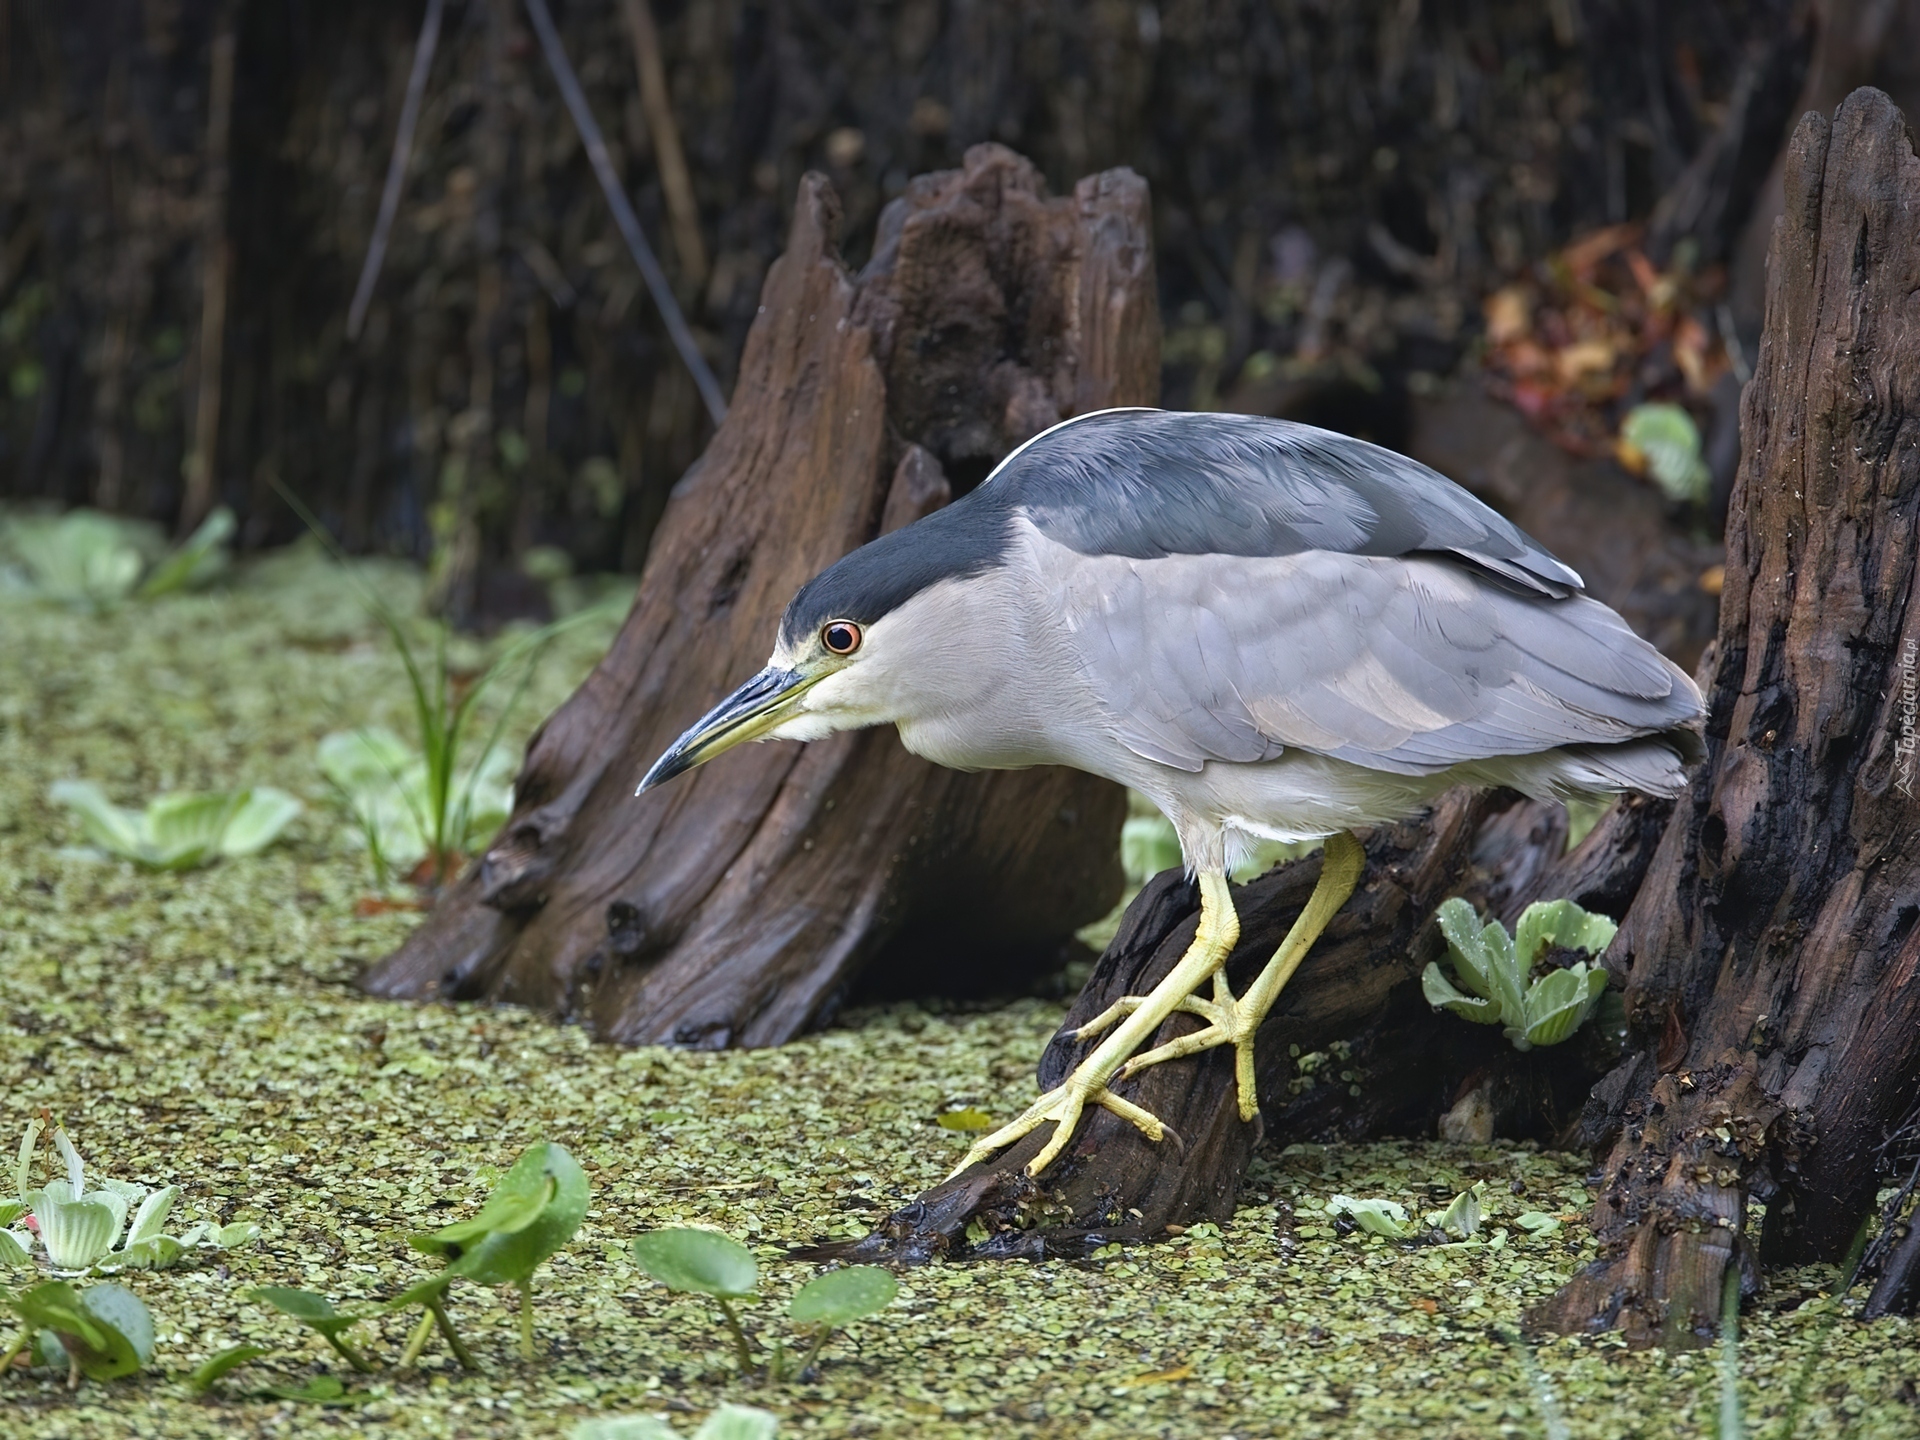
[[638, 408, 1703, 1177]]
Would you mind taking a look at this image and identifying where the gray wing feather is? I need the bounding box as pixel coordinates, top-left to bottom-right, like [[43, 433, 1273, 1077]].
[[1048, 545, 1699, 776], [996, 409, 1586, 599]]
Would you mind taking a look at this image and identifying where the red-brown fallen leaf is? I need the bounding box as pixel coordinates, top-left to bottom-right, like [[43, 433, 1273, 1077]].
[[354, 895, 428, 916]]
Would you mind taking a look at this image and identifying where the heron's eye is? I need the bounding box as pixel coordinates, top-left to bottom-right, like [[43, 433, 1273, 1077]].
[[822, 621, 862, 656]]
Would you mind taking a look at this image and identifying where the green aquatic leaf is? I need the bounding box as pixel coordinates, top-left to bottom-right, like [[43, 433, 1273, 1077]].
[[787, 1266, 898, 1326], [46, 780, 146, 862], [12, 1281, 152, 1381], [218, 789, 303, 858], [188, 1343, 269, 1393], [1420, 962, 1500, 1024], [1326, 1195, 1414, 1239], [1514, 899, 1618, 969], [145, 791, 246, 869], [247, 1286, 367, 1340], [1622, 402, 1709, 504], [422, 1142, 588, 1288], [1518, 963, 1611, 1049], [631, 1228, 758, 1298], [0, 1228, 30, 1267], [259, 1374, 375, 1405]]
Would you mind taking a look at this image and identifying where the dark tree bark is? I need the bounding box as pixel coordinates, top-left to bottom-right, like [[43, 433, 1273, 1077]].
[[824, 787, 1672, 1262], [1529, 89, 1920, 1343], [362, 146, 1160, 1043]]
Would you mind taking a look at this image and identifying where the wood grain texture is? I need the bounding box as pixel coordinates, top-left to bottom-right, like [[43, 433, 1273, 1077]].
[[1531, 88, 1920, 1342], [361, 146, 1157, 1045]]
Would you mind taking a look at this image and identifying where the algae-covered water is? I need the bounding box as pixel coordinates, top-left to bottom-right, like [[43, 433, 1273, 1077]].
[[1, 553, 1914, 1439]]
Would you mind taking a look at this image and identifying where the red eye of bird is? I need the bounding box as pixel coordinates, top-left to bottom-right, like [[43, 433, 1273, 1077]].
[[822, 621, 862, 655]]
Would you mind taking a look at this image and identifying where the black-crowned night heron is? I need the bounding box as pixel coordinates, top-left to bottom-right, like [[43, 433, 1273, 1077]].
[[637, 408, 1704, 1176]]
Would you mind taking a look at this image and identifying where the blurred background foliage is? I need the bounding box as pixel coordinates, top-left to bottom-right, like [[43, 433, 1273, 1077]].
[[0, 0, 1885, 624]]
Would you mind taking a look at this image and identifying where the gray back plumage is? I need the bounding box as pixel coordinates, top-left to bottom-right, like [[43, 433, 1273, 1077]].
[[994, 409, 1585, 598], [994, 411, 1699, 779]]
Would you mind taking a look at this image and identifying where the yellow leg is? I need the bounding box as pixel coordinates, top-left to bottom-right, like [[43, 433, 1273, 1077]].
[[1117, 831, 1365, 1120], [951, 870, 1241, 1179]]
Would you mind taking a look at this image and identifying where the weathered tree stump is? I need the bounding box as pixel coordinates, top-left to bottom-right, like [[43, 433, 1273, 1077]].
[[1527, 88, 1920, 1343], [362, 146, 1157, 1043]]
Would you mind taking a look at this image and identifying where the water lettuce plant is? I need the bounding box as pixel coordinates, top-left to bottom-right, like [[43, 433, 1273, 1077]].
[[275, 477, 608, 890], [631, 1228, 898, 1382], [0, 505, 234, 610], [1618, 401, 1710, 504], [574, 1405, 781, 1440], [49, 780, 301, 871], [1, 1280, 154, 1389], [246, 1140, 588, 1374], [317, 726, 512, 886], [5, 1121, 257, 1274], [1421, 897, 1617, 1051]]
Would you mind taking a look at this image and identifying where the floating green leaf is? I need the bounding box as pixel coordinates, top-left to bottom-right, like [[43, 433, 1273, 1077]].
[[1327, 1195, 1415, 1239], [631, 1229, 758, 1298], [48, 780, 301, 871], [788, 1266, 898, 1327]]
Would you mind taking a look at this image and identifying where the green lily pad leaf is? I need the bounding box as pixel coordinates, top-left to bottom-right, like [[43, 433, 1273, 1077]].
[[695, 1405, 781, 1440], [248, 1286, 370, 1339], [631, 1228, 758, 1298], [1326, 1195, 1414, 1240], [1420, 962, 1499, 1023], [935, 1108, 992, 1131], [422, 1142, 588, 1287], [47, 780, 146, 862], [788, 1265, 898, 1326], [1516, 1210, 1563, 1235], [1514, 899, 1619, 968], [571, 1418, 683, 1440], [1519, 964, 1611, 1049], [189, 1343, 270, 1394], [218, 789, 303, 858]]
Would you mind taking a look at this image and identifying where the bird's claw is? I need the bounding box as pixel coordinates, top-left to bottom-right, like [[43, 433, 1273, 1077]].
[[949, 1073, 1171, 1180], [1114, 990, 1262, 1122]]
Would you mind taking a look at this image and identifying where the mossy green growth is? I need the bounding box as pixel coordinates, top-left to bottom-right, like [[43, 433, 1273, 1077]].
[[0, 552, 1915, 1438]]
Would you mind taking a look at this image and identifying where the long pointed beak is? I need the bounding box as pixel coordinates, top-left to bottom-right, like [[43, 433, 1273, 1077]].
[[635, 665, 822, 794]]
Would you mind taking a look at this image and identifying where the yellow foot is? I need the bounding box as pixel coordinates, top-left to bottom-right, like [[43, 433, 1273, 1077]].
[[950, 1075, 1171, 1180], [1116, 988, 1262, 1120]]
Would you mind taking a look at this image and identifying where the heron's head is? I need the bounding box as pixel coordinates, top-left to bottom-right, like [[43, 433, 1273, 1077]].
[[635, 511, 1007, 794]]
